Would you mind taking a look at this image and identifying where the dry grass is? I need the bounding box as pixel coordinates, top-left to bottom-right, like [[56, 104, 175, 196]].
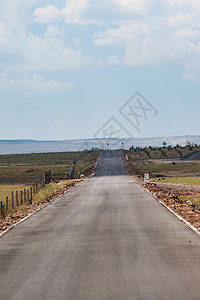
[[0, 151, 100, 184], [0, 179, 83, 217], [0, 184, 32, 211], [152, 176, 200, 185], [179, 194, 200, 209], [0, 183, 59, 213], [0, 184, 26, 200]]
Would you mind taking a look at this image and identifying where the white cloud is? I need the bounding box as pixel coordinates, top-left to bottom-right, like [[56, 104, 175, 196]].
[[33, 5, 60, 23], [106, 55, 121, 65], [172, 28, 200, 41], [94, 23, 153, 65], [113, 0, 155, 14], [32, 0, 155, 25], [33, 0, 89, 24], [94, 23, 150, 46], [0, 12, 89, 73], [24, 32, 87, 71], [168, 13, 194, 27], [1, 0, 39, 27], [0, 23, 6, 44], [0, 23, 6, 35], [0, 73, 75, 94], [94, 22, 197, 67], [62, 0, 89, 24], [44, 25, 64, 38], [168, 0, 200, 11], [1, 0, 200, 83]]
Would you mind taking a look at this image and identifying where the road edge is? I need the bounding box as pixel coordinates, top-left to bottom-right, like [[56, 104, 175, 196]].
[[0, 182, 82, 238], [129, 175, 200, 238]]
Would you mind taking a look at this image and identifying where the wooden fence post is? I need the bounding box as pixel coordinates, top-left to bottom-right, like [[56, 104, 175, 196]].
[[30, 186, 33, 200], [38, 178, 40, 191], [21, 191, 23, 205], [6, 196, 8, 211], [24, 189, 26, 203], [16, 191, 18, 206], [2, 205, 5, 219], [12, 191, 14, 209], [1, 202, 5, 219], [42, 177, 45, 188], [49, 169, 52, 182], [33, 183, 35, 195]]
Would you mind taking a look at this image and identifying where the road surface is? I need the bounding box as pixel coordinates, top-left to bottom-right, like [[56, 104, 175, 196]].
[[1, 150, 200, 300]]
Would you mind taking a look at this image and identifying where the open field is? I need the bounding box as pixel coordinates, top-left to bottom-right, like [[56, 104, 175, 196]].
[[0, 184, 26, 200], [122, 155, 200, 178], [0, 150, 100, 184], [121, 149, 200, 179], [137, 161, 200, 178], [0, 164, 93, 185], [0, 183, 60, 212], [0, 150, 99, 222], [0, 151, 98, 166], [152, 176, 200, 185], [124, 144, 200, 160]]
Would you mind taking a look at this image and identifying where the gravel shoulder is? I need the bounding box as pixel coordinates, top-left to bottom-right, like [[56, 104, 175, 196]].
[[132, 176, 200, 231]]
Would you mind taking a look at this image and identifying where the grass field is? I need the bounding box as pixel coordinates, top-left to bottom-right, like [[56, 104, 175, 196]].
[[0, 183, 60, 212], [0, 184, 28, 209], [123, 144, 200, 160], [152, 176, 200, 185], [0, 150, 100, 219], [0, 151, 97, 166], [137, 161, 200, 178], [0, 150, 100, 184], [0, 179, 82, 217]]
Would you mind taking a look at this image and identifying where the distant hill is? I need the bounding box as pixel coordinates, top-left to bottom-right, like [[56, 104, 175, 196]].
[[0, 135, 200, 154]]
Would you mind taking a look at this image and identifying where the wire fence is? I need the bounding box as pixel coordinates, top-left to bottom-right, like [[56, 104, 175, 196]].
[[0, 169, 52, 219]]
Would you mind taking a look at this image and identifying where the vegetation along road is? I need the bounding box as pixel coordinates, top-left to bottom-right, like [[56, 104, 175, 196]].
[[1, 150, 200, 299]]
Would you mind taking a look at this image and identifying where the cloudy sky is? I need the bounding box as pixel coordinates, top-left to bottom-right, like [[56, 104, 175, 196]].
[[0, 0, 200, 141]]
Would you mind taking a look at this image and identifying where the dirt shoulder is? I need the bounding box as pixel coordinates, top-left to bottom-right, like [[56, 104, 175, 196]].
[[151, 182, 200, 194], [132, 176, 200, 231]]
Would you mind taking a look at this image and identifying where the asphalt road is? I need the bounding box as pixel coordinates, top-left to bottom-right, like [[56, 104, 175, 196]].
[[1, 150, 200, 300]]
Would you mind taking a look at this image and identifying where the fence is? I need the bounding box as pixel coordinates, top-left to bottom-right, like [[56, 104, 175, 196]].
[[0, 169, 52, 219]]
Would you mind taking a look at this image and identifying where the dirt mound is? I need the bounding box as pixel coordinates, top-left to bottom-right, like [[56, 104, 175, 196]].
[[182, 151, 200, 160]]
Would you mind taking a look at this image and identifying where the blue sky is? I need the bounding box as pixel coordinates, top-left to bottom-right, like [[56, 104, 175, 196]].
[[0, 0, 200, 141]]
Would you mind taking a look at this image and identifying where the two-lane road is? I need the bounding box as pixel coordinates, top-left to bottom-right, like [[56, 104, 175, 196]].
[[1, 150, 200, 299]]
